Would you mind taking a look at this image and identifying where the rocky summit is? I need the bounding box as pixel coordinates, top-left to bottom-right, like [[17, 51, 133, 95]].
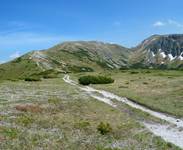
[[129, 34, 183, 69]]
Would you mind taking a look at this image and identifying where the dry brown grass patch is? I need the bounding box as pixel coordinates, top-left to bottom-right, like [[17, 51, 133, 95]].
[[15, 104, 42, 113]]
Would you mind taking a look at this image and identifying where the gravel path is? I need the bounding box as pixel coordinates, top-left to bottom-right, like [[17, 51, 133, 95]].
[[63, 75, 183, 149]]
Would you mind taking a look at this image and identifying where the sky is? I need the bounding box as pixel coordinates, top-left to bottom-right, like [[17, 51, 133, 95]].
[[1, 0, 183, 63]]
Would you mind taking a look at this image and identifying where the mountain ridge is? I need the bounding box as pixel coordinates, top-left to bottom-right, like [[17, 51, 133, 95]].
[[0, 35, 183, 80], [129, 34, 183, 69], [0, 41, 130, 80]]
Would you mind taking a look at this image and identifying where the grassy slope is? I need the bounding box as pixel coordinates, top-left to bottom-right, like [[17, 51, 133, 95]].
[[0, 59, 41, 80], [45, 50, 104, 72], [75, 69, 183, 117], [45, 41, 130, 71], [0, 42, 123, 80], [0, 77, 179, 150]]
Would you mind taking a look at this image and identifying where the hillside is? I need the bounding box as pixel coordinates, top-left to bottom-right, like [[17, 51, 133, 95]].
[[129, 34, 183, 69], [45, 41, 130, 70], [0, 41, 130, 80], [1, 35, 183, 80]]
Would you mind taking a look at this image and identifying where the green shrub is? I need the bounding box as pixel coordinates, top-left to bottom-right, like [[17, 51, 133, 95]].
[[166, 142, 173, 148], [120, 66, 129, 70], [24, 77, 41, 82], [145, 70, 151, 73], [97, 122, 112, 135], [68, 65, 94, 73], [143, 82, 148, 85], [125, 81, 129, 84], [13, 57, 22, 63], [42, 74, 57, 79], [79, 75, 114, 85], [31, 69, 60, 79], [130, 71, 139, 74]]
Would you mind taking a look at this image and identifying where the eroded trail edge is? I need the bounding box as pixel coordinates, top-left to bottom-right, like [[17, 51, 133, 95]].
[[63, 75, 183, 149]]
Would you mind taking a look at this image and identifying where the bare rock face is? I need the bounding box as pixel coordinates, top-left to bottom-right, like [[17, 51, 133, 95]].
[[130, 34, 183, 69]]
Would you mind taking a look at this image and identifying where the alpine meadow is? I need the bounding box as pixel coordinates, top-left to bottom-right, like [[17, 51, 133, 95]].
[[0, 0, 183, 150]]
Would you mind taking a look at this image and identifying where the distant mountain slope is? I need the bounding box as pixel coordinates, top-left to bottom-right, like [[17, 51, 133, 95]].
[[0, 35, 183, 80], [45, 41, 130, 70], [0, 53, 42, 80], [0, 41, 130, 80], [129, 34, 183, 69]]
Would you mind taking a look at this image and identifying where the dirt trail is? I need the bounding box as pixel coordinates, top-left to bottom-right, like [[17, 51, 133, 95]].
[[63, 75, 183, 149]]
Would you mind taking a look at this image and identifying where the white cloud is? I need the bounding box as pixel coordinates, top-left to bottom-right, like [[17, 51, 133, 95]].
[[153, 19, 183, 29], [9, 51, 21, 59], [153, 21, 165, 27]]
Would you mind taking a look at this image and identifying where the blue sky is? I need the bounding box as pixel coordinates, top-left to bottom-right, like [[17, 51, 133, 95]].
[[1, 0, 183, 63]]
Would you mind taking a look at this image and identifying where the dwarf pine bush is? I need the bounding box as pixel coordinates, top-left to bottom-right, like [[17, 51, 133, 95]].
[[79, 75, 114, 85], [97, 122, 112, 135]]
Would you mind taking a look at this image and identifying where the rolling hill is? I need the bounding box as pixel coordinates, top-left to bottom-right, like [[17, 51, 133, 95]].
[[0, 41, 130, 80]]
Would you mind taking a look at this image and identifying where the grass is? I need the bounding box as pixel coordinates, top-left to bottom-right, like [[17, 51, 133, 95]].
[[0, 76, 180, 149], [0, 58, 41, 80], [84, 69, 183, 117], [0, 127, 18, 139]]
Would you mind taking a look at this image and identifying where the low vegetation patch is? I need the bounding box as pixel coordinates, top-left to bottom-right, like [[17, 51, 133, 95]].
[[68, 65, 94, 73], [130, 71, 139, 74], [24, 77, 41, 82], [48, 98, 61, 105], [97, 122, 112, 135], [0, 127, 18, 139], [143, 82, 148, 85], [16, 114, 34, 127], [15, 104, 42, 113], [74, 120, 90, 129], [37, 69, 60, 79], [79, 75, 114, 85], [29, 69, 61, 79]]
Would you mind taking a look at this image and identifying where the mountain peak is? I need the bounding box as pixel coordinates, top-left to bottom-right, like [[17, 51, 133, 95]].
[[130, 34, 183, 69]]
